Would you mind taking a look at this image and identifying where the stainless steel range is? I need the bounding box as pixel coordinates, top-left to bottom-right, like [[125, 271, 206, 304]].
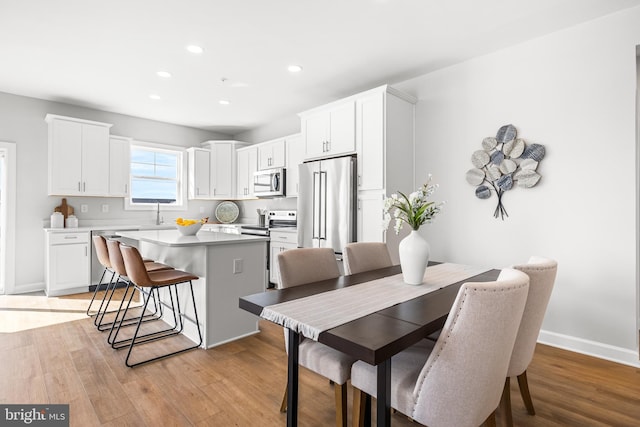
[[243, 210, 296, 288], [239, 224, 270, 236], [267, 210, 297, 231]]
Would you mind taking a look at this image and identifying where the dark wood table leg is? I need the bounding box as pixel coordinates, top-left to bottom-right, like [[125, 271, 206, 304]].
[[376, 359, 391, 427], [364, 393, 372, 427], [287, 329, 300, 427]]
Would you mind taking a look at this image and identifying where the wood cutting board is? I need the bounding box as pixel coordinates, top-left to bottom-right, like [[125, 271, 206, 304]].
[[54, 198, 74, 220]]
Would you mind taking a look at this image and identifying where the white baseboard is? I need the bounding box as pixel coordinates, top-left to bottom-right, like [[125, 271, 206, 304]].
[[7, 282, 45, 295], [206, 330, 260, 349], [538, 329, 640, 368]]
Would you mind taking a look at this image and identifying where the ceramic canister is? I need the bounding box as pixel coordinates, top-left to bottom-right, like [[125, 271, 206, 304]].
[[50, 212, 64, 228], [65, 215, 79, 228]]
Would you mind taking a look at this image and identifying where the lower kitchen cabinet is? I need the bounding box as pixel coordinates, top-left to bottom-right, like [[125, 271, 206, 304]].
[[269, 230, 298, 288], [45, 230, 91, 296], [357, 191, 385, 243]]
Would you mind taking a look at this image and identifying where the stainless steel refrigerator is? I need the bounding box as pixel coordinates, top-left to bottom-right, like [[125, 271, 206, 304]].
[[297, 156, 356, 255]]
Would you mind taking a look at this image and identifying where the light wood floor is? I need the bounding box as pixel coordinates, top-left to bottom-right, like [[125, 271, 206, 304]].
[[1, 290, 639, 426]]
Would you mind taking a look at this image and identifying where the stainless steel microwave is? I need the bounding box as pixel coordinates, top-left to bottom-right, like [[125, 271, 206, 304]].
[[253, 168, 286, 198]]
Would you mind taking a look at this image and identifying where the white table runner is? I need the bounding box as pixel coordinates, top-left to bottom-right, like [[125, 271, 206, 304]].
[[260, 263, 490, 341]]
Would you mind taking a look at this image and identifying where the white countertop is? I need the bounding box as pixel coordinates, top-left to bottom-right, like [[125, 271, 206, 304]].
[[44, 224, 175, 233], [117, 229, 269, 247]]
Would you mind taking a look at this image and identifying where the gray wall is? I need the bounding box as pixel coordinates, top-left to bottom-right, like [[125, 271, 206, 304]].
[[0, 91, 229, 292]]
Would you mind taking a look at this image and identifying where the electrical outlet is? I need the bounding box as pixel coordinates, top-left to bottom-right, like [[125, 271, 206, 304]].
[[199, 206, 205, 214], [101, 204, 109, 213], [80, 204, 88, 213], [233, 259, 243, 274]]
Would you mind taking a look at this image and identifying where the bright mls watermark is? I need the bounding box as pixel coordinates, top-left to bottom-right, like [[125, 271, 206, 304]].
[[1, 405, 68, 426]]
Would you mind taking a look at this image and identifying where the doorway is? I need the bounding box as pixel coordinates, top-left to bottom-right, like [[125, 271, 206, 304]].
[[0, 141, 16, 295]]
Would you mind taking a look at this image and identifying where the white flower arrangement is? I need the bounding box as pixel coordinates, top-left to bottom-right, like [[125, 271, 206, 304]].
[[383, 176, 444, 234]]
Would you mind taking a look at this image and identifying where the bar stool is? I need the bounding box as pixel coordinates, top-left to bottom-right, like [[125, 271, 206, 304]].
[[104, 239, 172, 339], [87, 235, 116, 319], [113, 244, 202, 367]]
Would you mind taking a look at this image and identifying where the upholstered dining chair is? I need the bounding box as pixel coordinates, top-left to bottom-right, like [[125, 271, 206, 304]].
[[351, 268, 530, 427], [277, 247, 356, 427], [343, 242, 394, 275], [500, 256, 558, 426]]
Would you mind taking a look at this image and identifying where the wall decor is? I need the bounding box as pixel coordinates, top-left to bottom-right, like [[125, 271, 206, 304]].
[[466, 124, 545, 219]]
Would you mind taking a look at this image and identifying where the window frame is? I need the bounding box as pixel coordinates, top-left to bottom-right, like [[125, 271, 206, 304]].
[[124, 140, 187, 211]]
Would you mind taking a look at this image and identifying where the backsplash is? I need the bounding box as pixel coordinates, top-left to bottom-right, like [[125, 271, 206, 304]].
[[45, 196, 298, 227], [235, 198, 297, 224]]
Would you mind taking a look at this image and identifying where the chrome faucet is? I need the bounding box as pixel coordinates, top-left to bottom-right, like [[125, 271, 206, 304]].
[[156, 202, 163, 225]]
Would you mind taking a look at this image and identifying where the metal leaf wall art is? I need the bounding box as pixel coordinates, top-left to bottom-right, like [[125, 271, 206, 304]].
[[466, 124, 545, 219]]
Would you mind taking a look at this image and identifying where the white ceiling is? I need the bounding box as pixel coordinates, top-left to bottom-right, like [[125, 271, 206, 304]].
[[1, 0, 639, 135]]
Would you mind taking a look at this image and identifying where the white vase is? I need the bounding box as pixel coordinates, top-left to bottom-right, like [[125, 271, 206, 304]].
[[398, 230, 430, 285]]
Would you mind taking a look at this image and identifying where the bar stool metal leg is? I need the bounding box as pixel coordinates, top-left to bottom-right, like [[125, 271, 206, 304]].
[[86, 267, 113, 316], [124, 280, 203, 367], [105, 278, 164, 344]]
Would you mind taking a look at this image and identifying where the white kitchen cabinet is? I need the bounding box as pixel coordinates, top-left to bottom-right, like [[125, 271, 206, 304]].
[[285, 134, 304, 198], [357, 191, 385, 243], [45, 230, 91, 296], [201, 140, 249, 199], [46, 114, 113, 196], [270, 230, 298, 288], [354, 86, 416, 263], [356, 92, 385, 191], [257, 138, 286, 170], [300, 100, 356, 160], [187, 147, 211, 199], [355, 86, 415, 193], [236, 146, 258, 199], [109, 135, 131, 197]]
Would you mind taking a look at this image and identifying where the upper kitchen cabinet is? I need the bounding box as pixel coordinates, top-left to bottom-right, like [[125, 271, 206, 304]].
[[236, 145, 258, 199], [46, 114, 113, 196], [201, 140, 249, 199], [285, 134, 303, 197], [257, 138, 285, 170], [300, 100, 356, 160], [109, 135, 131, 197], [355, 86, 416, 192], [187, 147, 211, 199]]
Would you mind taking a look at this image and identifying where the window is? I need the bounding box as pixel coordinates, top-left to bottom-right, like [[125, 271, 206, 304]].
[[126, 143, 186, 209]]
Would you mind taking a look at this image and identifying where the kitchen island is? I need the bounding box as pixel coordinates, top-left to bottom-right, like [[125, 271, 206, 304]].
[[117, 229, 268, 348]]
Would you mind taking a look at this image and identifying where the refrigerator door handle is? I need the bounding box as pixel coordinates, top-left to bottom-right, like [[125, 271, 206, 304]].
[[312, 171, 321, 240], [320, 171, 327, 240]]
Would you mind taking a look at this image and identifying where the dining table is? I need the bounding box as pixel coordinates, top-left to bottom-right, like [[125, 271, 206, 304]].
[[239, 261, 500, 427]]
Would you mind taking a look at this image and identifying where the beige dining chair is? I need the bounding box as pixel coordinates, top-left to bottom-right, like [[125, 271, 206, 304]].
[[343, 242, 394, 275], [351, 268, 530, 427], [277, 247, 356, 427], [500, 256, 558, 426]]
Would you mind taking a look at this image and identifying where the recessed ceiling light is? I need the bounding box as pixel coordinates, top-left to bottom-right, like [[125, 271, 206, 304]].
[[156, 71, 172, 78], [288, 65, 303, 73], [219, 100, 230, 105], [186, 45, 204, 54], [149, 94, 161, 100]]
